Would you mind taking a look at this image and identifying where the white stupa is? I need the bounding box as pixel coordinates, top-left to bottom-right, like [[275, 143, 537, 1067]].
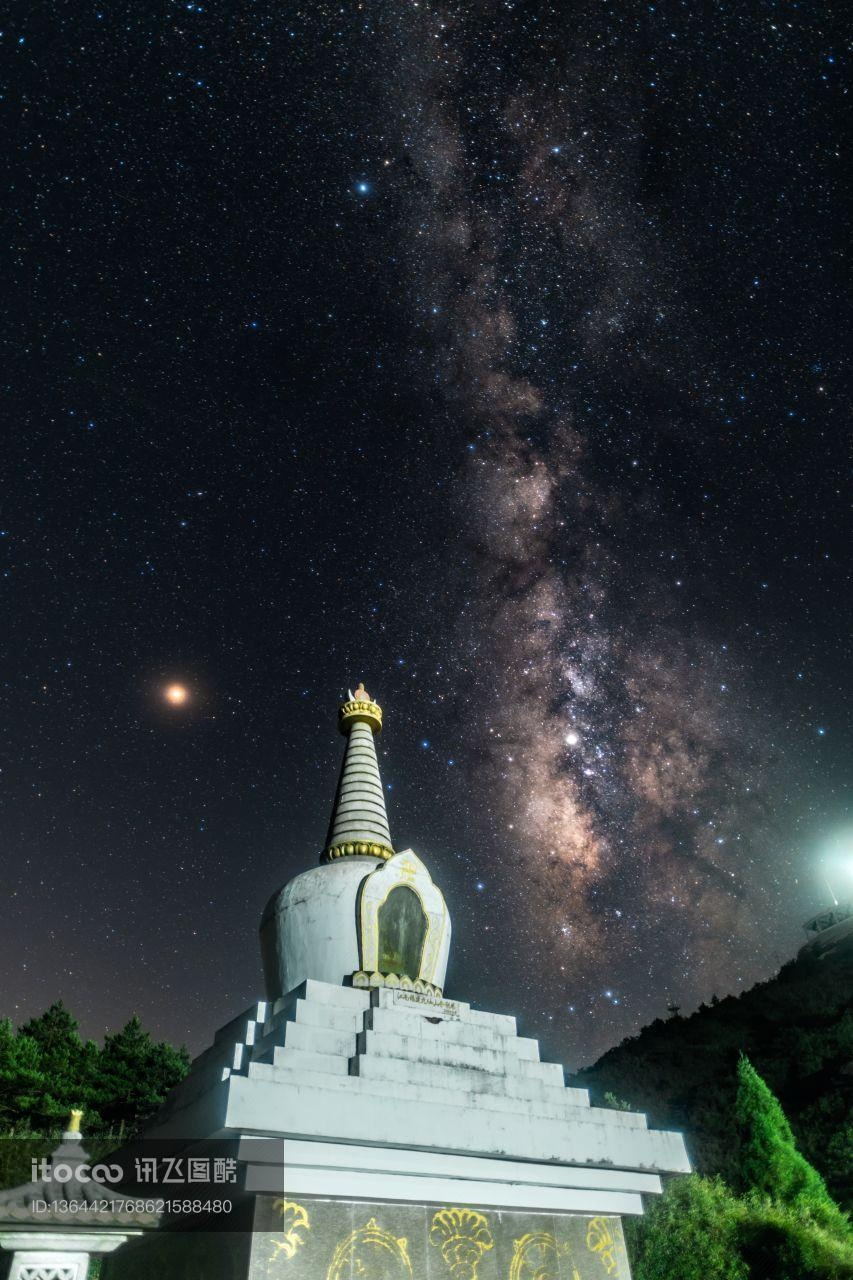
[[141, 687, 690, 1279], [259, 684, 450, 1001]]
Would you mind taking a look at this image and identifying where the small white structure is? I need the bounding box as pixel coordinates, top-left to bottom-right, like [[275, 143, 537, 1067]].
[[0, 1113, 153, 1280], [138, 687, 690, 1278]]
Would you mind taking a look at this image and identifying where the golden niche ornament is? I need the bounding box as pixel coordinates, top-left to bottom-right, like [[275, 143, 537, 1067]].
[[429, 1207, 494, 1279], [326, 1217, 413, 1280]]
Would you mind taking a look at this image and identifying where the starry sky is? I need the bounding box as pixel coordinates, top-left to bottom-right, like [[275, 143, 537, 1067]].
[[1, 1, 850, 1068]]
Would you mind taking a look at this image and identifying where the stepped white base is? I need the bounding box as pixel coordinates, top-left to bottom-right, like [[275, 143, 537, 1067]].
[[148, 979, 689, 1220]]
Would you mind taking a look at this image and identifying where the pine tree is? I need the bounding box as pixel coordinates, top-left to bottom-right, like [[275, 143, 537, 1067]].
[[18, 1001, 89, 1124], [0, 1005, 189, 1135], [19, 1001, 80, 1060], [95, 1017, 189, 1130], [734, 1055, 851, 1241], [0, 1019, 46, 1124]]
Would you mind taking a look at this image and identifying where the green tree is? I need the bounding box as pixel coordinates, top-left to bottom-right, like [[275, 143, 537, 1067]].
[[0, 1019, 45, 1124], [18, 1001, 91, 1124], [631, 1174, 747, 1280], [1, 1005, 189, 1136], [19, 1001, 79, 1061], [734, 1055, 851, 1240], [95, 1017, 189, 1130]]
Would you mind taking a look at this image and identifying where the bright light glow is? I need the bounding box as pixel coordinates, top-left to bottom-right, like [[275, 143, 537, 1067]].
[[822, 827, 853, 863], [818, 827, 853, 899], [565, 731, 579, 746], [164, 683, 189, 706]]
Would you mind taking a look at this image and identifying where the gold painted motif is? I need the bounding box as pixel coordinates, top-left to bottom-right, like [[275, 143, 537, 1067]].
[[338, 697, 383, 734], [585, 1218, 621, 1276], [326, 1217, 413, 1280], [429, 1207, 494, 1279], [267, 1200, 310, 1265], [509, 1232, 579, 1280], [324, 839, 394, 863]]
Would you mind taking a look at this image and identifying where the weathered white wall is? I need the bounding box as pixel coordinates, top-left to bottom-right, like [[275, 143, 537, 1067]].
[[259, 859, 382, 999]]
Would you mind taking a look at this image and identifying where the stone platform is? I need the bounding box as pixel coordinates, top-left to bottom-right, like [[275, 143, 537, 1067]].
[[148, 979, 689, 1219]]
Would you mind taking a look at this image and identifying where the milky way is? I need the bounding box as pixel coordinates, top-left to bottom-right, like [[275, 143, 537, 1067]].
[[367, 1, 835, 1053], [1, 0, 848, 1066]]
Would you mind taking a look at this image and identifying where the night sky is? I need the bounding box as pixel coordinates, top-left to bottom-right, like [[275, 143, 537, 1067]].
[[1, 2, 850, 1069]]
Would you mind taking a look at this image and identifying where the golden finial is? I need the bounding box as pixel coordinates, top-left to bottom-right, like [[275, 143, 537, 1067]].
[[67, 1109, 83, 1136], [339, 683, 382, 735]]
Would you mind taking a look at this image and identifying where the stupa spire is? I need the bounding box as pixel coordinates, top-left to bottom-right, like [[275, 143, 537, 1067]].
[[322, 684, 394, 863]]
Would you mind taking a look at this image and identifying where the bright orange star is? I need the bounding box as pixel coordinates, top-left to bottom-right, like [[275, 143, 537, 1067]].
[[164, 683, 189, 706]]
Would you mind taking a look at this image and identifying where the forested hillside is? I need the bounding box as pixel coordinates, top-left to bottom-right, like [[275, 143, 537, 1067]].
[[576, 938, 853, 1209]]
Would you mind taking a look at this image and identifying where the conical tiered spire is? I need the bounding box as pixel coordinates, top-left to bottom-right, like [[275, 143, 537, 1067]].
[[322, 683, 394, 862]]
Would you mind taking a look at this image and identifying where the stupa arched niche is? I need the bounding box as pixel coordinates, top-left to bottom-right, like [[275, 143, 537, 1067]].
[[378, 885, 426, 976], [354, 849, 450, 993]]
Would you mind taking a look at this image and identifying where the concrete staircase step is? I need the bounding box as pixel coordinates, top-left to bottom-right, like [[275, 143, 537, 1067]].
[[350, 1051, 570, 1102], [245, 1061, 595, 1122], [355, 1029, 560, 1080], [271, 1046, 349, 1076], [365, 1006, 539, 1059], [269, 980, 370, 1019], [281, 1021, 357, 1058]]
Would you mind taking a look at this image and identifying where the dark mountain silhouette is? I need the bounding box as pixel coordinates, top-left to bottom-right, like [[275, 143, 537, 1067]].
[[575, 932, 853, 1209]]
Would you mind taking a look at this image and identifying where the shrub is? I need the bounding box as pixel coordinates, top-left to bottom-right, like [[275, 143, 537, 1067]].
[[738, 1197, 853, 1280], [632, 1175, 748, 1280]]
